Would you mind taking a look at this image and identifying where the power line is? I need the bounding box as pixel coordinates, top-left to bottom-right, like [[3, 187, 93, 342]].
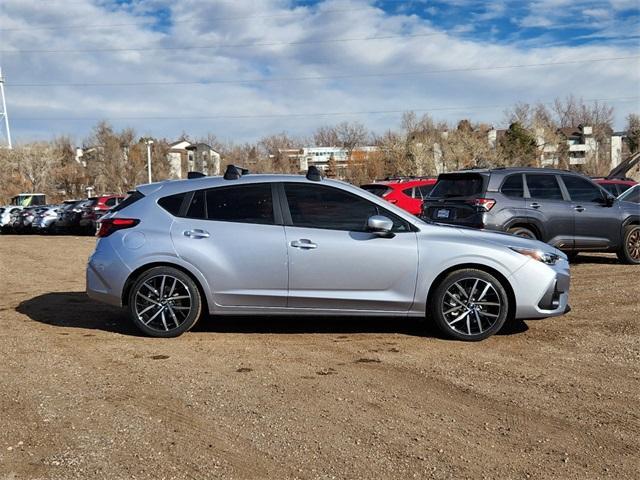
[[12, 96, 640, 121], [0, 31, 453, 54], [6, 56, 639, 87]]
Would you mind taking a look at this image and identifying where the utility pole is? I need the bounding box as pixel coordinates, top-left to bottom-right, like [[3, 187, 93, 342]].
[[146, 139, 154, 183], [0, 67, 12, 149]]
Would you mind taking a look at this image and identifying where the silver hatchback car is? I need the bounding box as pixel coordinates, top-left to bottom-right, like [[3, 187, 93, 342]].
[[87, 166, 571, 341]]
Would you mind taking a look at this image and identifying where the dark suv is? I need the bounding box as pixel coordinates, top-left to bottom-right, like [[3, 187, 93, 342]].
[[421, 167, 640, 264]]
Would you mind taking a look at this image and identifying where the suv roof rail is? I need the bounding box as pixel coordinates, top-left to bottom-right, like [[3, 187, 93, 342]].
[[306, 165, 322, 181], [187, 171, 206, 179], [223, 165, 249, 180]]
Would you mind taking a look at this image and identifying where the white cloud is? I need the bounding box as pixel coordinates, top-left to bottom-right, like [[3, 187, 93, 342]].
[[0, 0, 638, 145]]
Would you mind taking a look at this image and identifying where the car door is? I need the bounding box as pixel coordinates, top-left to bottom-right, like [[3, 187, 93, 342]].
[[280, 182, 419, 312], [169, 182, 289, 308], [524, 173, 574, 249], [560, 174, 621, 249]]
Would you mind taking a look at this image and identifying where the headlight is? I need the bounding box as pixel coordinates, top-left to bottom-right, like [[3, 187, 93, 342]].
[[510, 247, 559, 265]]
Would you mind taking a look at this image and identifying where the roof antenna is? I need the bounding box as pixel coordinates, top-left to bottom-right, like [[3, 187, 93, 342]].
[[306, 165, 322, 182], [187, 171, 206, 179], [224, 164, 249, 180]]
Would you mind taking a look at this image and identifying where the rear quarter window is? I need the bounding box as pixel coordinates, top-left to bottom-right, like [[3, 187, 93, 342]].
[[158, 192, 187, 216], [500, 174, 524, 198]]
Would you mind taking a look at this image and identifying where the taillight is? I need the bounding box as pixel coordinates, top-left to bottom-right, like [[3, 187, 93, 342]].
[[97, 218, 139, 237], [468, 198, 496, 211]]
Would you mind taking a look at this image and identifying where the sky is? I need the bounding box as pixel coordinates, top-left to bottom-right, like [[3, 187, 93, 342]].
[[0, 0, 639, 145]]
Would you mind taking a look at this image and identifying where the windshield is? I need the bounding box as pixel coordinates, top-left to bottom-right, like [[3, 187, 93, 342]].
[[429, 174, 485, 198], [618, 185, 639, 203]]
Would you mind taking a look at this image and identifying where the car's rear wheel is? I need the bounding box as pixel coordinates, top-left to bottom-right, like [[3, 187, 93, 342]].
[[507, 226, 537, 240], [429, 269, 510, 341], [128, 266, 202, 337], [617, 225, 640, 265]]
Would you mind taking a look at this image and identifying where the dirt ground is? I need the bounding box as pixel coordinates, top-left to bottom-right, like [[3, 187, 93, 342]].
[[0, 235, 638, 480]]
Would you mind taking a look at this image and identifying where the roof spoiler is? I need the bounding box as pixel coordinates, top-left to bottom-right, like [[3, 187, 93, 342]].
[[224, 164, 249, 180], [606, 152, 640, 180], [306, 165, 322, 182]]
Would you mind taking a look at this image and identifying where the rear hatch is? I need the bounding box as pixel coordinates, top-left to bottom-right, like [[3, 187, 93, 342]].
[[422, 172, 489, 223]]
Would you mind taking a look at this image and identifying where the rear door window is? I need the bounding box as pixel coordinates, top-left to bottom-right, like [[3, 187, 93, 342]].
[[501, 174, 524, 198], [206, 184, 274, 225], [561, 175, 605, 203], [525, 174, 564, 200], [430, 174, 484, 198]]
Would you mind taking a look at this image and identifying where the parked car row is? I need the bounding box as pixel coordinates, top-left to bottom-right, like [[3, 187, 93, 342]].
[[364, 168, 638, 264], [0, 194, 124, 235]]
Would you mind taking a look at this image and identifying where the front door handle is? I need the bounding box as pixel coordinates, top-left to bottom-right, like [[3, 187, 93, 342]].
[[530, 202, 541, 209], [574, 206, 585, 212], [184, 229, 210, 239], [290, 239, 317, 249]]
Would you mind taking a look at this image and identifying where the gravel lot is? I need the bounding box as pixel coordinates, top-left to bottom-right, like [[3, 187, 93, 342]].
[[0, 235, 638, 479]]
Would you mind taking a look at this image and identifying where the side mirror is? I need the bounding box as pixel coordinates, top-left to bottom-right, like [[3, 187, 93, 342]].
[[367, 215, 394, 237]]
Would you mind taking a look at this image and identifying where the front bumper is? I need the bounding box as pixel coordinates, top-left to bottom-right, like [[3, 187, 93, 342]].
[[511, 257, 571, 319]]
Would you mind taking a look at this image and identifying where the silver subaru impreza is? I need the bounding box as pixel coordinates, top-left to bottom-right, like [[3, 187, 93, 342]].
[[87, 166, 570, 341]]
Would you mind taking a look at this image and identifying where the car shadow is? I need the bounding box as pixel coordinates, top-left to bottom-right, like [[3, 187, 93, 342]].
[[570, 254, 620, 265], [16, 291, 528, 338]]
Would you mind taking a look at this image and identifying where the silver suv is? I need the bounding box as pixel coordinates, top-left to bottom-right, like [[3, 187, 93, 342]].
[[87, 167, 571, 340]]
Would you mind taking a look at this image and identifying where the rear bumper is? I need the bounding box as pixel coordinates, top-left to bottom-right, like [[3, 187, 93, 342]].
[[86, 238, 130, 307]]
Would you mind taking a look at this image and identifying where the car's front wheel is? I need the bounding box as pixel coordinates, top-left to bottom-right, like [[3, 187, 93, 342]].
[[617, 225, 640, 265], [429, 269, 510, 341], [128, 266, 203, 337]]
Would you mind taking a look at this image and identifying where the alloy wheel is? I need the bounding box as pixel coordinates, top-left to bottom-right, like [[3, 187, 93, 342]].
[[627, 227, 640, 261], [134, 275, 193, 333], [441, 277, 502, 337]]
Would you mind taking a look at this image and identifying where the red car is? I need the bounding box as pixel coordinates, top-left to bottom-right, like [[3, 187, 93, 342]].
[[79, 194, 125, 233], [592, 178, 637, 197], [361, 178, 437, 215]]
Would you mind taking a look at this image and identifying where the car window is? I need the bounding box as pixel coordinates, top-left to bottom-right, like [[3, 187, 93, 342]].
[[525, 174, 563, 200], [430, 174, 484, 198], [562, 175, 605, 203], [111, 191, 144, 213], [205, 184, 274, 225], [619, 186, 639, 203], [416, 185, 434, 199], [617, 184, 631, 194], [501, 174, 524, 198], [599, 183, 618, 196], [361, 185, 391, 197], [104, 197, 117, 207], [284, 183, 409, 232], [402, 187, 415, 198], [158, 192, 186, 216], [186, 190, 206, 219]]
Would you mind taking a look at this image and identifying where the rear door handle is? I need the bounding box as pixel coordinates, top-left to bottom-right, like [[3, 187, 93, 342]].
[[530, 202, 541, 209], [184, 229, 210, 239], [290, 239, 317, 249], [574, 206, 585, 212]]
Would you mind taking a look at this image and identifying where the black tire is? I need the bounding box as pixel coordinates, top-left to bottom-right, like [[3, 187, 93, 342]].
[[128, 266, 203, 338], [617, 225, 640, 265], [429, 269, 510, 341], [507, 226, 537, 240]]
